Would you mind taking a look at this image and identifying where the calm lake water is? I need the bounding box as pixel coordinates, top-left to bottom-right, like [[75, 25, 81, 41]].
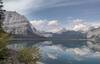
[[7, 40, 100, 64]]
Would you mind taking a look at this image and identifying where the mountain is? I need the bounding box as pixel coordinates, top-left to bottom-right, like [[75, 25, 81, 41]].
[[3, 11, 37, 35], [2, 11, 46, 42], [50, 30, 87, 40], [87, 27, 100, 41], [70, 21, 100, 41]]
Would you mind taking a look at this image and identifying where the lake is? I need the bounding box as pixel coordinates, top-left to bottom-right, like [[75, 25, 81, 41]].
[[7, 40, 100, 64]]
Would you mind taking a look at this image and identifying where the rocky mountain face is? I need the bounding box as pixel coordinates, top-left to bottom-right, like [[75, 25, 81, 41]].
[[2, 11, 37, 35], [87, 27, 100, 41], [2, 11, 46, 42]]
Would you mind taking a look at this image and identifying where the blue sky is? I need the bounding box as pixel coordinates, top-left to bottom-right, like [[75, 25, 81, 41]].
[[28, 0, 100, 22], [4, 0, 100, 21], [4, 0, 100, 32]]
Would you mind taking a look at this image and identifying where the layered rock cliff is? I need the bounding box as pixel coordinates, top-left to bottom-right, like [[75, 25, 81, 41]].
[[3, 11, 36, 35], [87, 27, 100, 42], [2, 11, 46, 42]]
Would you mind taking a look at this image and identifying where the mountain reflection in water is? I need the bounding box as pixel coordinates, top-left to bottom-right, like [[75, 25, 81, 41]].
[[7, 40, 100, 64]]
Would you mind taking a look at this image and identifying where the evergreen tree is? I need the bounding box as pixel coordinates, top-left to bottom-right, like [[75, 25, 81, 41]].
[[0, 0, 10, 61]]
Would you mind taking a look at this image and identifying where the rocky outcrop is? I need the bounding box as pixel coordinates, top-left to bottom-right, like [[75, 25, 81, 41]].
[[87, 27, 100, 42]]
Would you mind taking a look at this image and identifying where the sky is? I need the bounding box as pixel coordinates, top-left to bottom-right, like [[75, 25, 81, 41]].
[[3, 0, 100, 32]]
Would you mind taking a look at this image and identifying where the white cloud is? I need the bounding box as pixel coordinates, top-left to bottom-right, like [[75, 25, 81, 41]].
[[47, 53, 58, 60], [66, 47, 92, 57], [30, 19, 100, 32], [40, 45, 65, 60], [65, 47, 100, 61], [66, 19, 100, 32], [3, 0, 42, 15], [40, 44, 100, 61], [31, 20, 46, 26], [71, 19, 91, 32], [89, 22, 100, 28], [30, 20, 62, 33], [48, 20, 58, 26]]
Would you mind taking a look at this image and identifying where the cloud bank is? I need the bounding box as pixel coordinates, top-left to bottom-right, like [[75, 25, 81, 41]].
[[3, 0, 42, 15], [30, 20, 62, 33], [30, 19, 100, 33], [40, 45, 100, 61]]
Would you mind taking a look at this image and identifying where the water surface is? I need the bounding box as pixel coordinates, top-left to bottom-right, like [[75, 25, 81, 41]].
[[7, 40, 100, 64]]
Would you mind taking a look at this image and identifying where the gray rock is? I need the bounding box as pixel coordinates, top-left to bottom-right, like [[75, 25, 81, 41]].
[[2, 11, 37, 35], [87, 27, 100, 43]]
